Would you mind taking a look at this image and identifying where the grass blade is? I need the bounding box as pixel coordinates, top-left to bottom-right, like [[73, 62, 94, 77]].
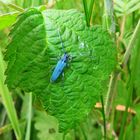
[[82, 0, 95, 26], [0, 1, 24, 12], [8, 3, 24, 12], [122, 19, 140, 66], [82, 0, 89, 26], [88, 0, 95, 25], [103, 0, 115, 34], [0, 49, 22, 140]]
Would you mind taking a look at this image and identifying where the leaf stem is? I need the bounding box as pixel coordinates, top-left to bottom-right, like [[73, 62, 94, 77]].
[[116, 15, 126, 48], [103, 0, 115, 34], [100, 94, 106, 139], [118, 86, 132, 140], [80, 124, 87, 140], [105, 70, 119, 119], [25, 93, 32, 140]]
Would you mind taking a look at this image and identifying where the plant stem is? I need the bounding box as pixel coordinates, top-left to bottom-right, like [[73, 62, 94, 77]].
[[62, 133, 65, 140], [119, 31, 140, 140], [100, 94, 106, 139], [0, 49, 22, 140], [132, 115, 135, 140], [80, 125, 87, 140], [105, 71, 119, 119], [8, 3, 24, 12], [120, 16, 126, 39], [0, 1, 24, 12], [104, 19, 140, 139], [116, 15, 126, 48], [119, 84, 132, 140], [0, 120, 25, 134], [25, 93, 32, 140], [103, 0, 115, 34], [0, 121, 13, 134], [105, 16, 140, 119]]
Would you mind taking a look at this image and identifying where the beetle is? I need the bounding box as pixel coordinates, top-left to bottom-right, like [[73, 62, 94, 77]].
[[50, 53, 69, 82], [50, 29, 69, 82], [50, 30, 94, 82]]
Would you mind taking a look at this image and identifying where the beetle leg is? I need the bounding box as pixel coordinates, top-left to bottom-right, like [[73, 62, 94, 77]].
[[62, 72, 65, 80], [60, 72, 65, 87], [50, 66, 55, 72]]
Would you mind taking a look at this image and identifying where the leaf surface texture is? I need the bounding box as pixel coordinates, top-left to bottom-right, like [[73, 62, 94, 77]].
[[5, 8, 116, 132]]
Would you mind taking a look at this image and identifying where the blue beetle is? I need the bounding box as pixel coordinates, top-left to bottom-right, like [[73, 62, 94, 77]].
[[50, 53, 69, 82], [50, 29, 69, 82]]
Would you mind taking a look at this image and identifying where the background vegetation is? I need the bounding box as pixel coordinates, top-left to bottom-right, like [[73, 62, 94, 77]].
[[0, 0, 140, 140]]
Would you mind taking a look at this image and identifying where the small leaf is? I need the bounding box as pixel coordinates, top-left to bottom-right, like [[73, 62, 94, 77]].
[[5, 8, 116, 132], [34, 111, 63, 140], [0, 12, 18, 30]]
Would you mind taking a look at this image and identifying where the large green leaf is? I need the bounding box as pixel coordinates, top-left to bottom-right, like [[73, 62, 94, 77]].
[[5, 8, 116, 132]]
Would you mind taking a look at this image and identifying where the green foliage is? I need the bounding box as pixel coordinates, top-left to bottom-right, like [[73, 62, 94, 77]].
[[130, 34, 140, 95], [5, 8, 116, 132], [1, 0, 140, 139], [0, 48, 22, 140], [0, 12, 18, 30], [116, 80, 127, 105], [125, 104, 140, 140], [82, 0, 95, 26], [114, 0, 140, 16], [34, 111, 64, 140]]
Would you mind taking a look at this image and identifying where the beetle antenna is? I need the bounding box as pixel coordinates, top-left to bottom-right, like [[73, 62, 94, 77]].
[[58, 28, 65, 53]]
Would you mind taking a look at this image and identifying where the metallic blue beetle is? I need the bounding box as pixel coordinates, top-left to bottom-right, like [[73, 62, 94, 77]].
[[50, 29, 69, 82], [50, 53, 69, 82]]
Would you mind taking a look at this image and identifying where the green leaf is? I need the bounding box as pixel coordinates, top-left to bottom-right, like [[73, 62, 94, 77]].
[[0, 47, 22, 140], [130, 31, 140, 95], [0, 12, 18, 30], [125, 104, 140, 140], [34, 111, 63, 140], [126, 0, 140, 14], [114, 0, 140, 16], [5, 8, 116, 132], [116, 80, 127, 105]]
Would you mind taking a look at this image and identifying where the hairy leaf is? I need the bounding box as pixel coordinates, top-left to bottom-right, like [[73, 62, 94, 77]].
[[5, 8, 116, 132]]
